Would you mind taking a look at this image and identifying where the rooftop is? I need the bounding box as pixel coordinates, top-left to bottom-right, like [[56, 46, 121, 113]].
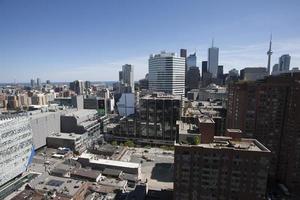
[[176, 136, 271, 153], [30, 174, 86, 197], [150, 51, 177, 58], [71, 168, 102, 180], [142, 93, 182, 100], [63, 109, 97, 118], [47, 132, 82, 140], [78, 153, 141, 169]]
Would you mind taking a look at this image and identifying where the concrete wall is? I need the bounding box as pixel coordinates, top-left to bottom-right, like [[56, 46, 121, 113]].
[[30, 112, 61, 149]]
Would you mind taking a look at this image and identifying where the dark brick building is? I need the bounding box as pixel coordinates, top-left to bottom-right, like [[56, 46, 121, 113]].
[[174, 128, 271, 200], [227, 72, 300, 195]]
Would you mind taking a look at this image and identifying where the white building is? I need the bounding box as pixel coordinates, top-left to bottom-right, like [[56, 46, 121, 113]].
[[149, 51, 185, 96], [0, 115, 34, 186], [117, 93, 135, 117], [208, 46, 219, 78]]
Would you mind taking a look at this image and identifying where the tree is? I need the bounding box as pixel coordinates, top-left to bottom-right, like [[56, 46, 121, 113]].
[[111, 141, 117, 146], [124, 140, 135, 147], [192, 136, 200, 145]]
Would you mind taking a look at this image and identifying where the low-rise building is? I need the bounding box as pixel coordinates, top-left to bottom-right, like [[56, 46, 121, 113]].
[[60, 109, 101, 147], [77, 153, 141, 179], [46, 132, 87, 153]]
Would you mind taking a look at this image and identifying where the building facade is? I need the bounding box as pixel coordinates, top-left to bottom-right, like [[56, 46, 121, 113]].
[[227, 73, 300, 195], [173, 126, 270, 200], [187, 53, 197, 70], [0, 115, 34, 186], [139, 93, 181, 144], [186, 66, 200, 91], [119, 64, 134, 93], [208, 46, 219, 78], [279, 54, 291, 72], [240, 67, 268, 81], [174, 130, 271, 200], [149, 51, 185, 96]]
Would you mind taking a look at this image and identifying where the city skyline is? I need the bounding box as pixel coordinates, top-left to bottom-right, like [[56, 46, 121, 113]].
[[1, 0, 300, 83]]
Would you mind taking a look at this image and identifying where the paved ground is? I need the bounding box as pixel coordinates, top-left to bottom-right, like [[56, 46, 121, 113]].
[[129, 147, 174, 190]]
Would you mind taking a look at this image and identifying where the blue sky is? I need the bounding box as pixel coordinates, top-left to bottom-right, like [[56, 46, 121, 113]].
[[1, 0, 300, 83]]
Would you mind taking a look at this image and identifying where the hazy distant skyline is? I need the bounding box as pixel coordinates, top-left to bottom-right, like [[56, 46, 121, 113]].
[[1, 0, 300, 83]]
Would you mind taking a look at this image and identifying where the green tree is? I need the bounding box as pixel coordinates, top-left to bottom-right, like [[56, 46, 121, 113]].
[[192, 136, 200, 145], [124, 140, 135, 147], [111, 141, 117, 146]]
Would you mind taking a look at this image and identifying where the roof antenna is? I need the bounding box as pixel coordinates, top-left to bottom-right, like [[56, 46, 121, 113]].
[[212, 38, 214, 47]]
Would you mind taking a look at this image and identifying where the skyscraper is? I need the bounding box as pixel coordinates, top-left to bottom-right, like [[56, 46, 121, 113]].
[[186, 66, 200, 90], [36, 78, 41, 88], [201, 61, 212, 87], [186, 53, 197, 70], [180, 49, 187, 58], [149, 51, 185, 96], [202, 61, 208, 74], [272, 64, 279, 74], [30, 79, 35, 88], [119, 64, 134, 93], [208, 41, 219, 78], [279, 54, 291, 72]]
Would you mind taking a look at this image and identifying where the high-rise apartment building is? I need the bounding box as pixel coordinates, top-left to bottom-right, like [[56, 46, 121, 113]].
[[0, 115, 34, 186], [227, 73, 300, 195], [149, 51, 185, 96], [208, 45, 219, 78], [174, 128, 271, 200]]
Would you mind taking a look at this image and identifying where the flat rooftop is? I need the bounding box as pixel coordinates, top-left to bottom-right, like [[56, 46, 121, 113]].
[[30, 173, 86, 197], [78, 153, 141, 169], [47, 132, 82, 140], [141, 93, 181, 100], [176, 136, 270, 153], [28, 110, 62, 119], [63, 109, 97, 117]]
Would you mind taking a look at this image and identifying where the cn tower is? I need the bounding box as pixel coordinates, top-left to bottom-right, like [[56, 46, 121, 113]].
[[267, 34, 273, 75]]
